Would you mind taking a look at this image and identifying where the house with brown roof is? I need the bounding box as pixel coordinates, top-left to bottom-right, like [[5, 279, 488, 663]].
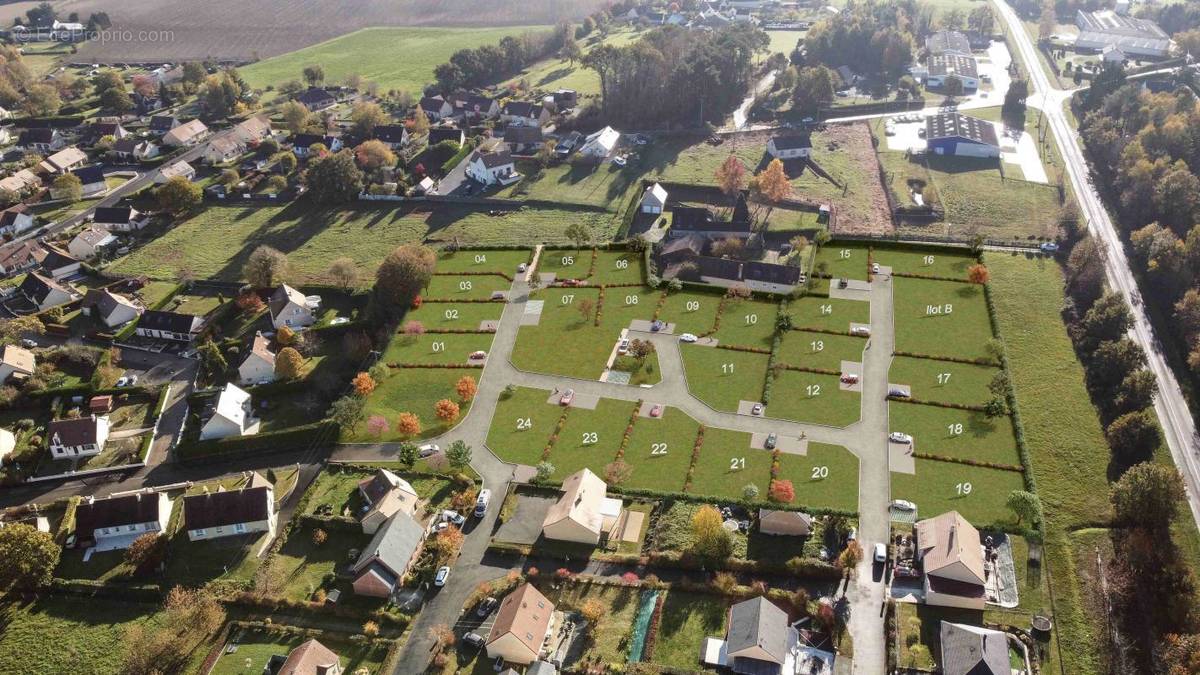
[[48, 414, 110, 459], [67, 226, 117, 260], [0, 344, 35, 382], [38, 146, 88, 175], [358, 468, 420, 534], [915, 511, 987, 609], [269, 284, 316, 329], [233, 115, 273, 144], [0, 240, 43, 277], [163, 119, 211, 147], [0, 204, 34, 236], [275, 638, 342, 675], [0, 168, 41, 194], [238, 332, 276, 385], [541, 468, 624, 545], [73, 491, 172, 551], [155, 160, 196, 184], [486, 583, 556, 665], [204, 135, 247, 164], [183, 475, 276, 542]]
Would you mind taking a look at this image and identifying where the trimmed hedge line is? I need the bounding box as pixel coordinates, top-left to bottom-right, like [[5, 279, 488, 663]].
[[888, 396, 990, 413], [891, 271, 974, 283], [911, 453, 1024, 472], [176, 421, 338, 462], [790, 325, 864, 338], [385, 362, 483, 369], [892, 350, 1000, 367]]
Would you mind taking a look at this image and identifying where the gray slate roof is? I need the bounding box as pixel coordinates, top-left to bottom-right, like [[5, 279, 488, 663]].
[[727, 596, 788, 664], [353, 512, 424, 578], [939, 621, 1010, 675]]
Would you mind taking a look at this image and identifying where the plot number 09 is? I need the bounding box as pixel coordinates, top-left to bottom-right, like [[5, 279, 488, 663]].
[[686, 300, 700, 311]]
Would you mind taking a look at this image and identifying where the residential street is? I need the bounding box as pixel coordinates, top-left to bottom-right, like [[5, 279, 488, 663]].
[[992, 0, 1200, 532]]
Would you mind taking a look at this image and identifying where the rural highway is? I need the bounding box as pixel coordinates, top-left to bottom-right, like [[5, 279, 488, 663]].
[[994, 0, 1200, 529]]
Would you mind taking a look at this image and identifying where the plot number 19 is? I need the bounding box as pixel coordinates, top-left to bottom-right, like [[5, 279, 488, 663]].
[[956, 482, 973, 495]]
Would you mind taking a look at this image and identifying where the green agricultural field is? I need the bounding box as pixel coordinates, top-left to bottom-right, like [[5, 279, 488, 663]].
[[787, 296, 870, 332], [402, 301, 504, 330], [656, 290, 725, 336], [871, 247, 977, 279], [106, 204, 616, 282], [435, 249, 530, 275], [487, 387, 569, 467], [680, 346, 770, 412], [383, 332, 496, 365], [0, 596, 167, 674], [777, 330, 865, 372], [888, 356, 1001, 406], [774, 443, 860, 512], [210, 629, 388, 675], [892, 277, 993, 361], [496, 160, 641, 211], [689, 428, 771, 498], [892, 458, 1026, 526], [891, 402, 1021, 466], [620, 406, 702, 493], [240, 26, 546, 92], [423, 275, 510, 300], [768, 371, 860, 427], [651, 591, 729, 672], [548, 398, 633, 479], [501, 26, 643, 96], [344, 367, 474, 442], [589, 249, 645, 285], [815, 242, 872, 280], [711, 297, 780, 348]]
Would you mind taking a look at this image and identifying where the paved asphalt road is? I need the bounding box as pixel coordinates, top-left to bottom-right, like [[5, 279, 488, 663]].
[[994, 0, 1200, 531]]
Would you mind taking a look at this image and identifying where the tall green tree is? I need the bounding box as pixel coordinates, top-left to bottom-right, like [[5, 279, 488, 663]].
[[0, 523, 59, 591]]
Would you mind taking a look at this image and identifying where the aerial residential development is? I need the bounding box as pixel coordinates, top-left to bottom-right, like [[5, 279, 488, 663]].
[[0, 1, 1195, 674]]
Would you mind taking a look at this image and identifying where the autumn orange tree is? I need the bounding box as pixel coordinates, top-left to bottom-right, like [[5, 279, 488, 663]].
[[968, 264, 990, 284], [456, 375, 478, 402], [274, 347, 304, 379], [352, 372, 376, 396], [757, 158, 792, 203], [396, 412, 421, 437], [715, 154, 747, 207], [435, 399, 460, 423], [769, 478, 795, 503]]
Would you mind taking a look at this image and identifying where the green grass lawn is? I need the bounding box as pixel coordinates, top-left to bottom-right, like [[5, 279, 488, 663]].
[[656, 289, 725, 336], [163, 528, 269, 585], [402, 301, 504, 330], [170, 294, 224, 317], [711, 297, 780, 348], [814, 242, 872, 280], [892, 277, 993, 361], [891, 458, 1025, 527], [765, 30, 804, 55], [0, 596, 168, 673], [210, 627, 389, 675], [768, 371, 860, 427], [891, 402, 1021, 466], [240, 26, 546, 92], [345, 367, 474, 442], [537, 248, 591, 277], [497, 159, 641, 211], [486, 387, 568, 467], [787, 296, 870, 332], [650, 591, 728, 671], [501, 26, 642, 96], [261, 525, 371, 601], [512, 287, 612, 378], [538, 583, 643, 666], [680, 346, 769, 412], [871, 247, 977, 279], [106, 204, 614, 283], [547, 398, 633, 480], [689, 428, 771, 499], [620, 406, 701, 493], [589, 249, 645, 285], [383, 332, 496, 365], [777, 330, 865, 371], [435, 248, 530, 275], [888, 356, 1001, 407], [423, 275, 510, 300], [775, 443, 860, 512]]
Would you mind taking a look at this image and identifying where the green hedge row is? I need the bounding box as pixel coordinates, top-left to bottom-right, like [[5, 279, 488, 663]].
[[176, 421, 338, 462]]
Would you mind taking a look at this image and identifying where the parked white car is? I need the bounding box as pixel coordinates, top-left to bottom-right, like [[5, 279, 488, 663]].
[[889, 432, 913, 444], [891, 499, 918, 512], [679, 333, 698, 343]]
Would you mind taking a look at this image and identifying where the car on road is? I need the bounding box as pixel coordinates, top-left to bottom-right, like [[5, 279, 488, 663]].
[[649, 404, 663, 418], [518, 263, 528, 273], [559, 389, 575, 405], [434, 566, 451, 587], [19, 339, 36, 348], [476, 597, 498, 618], [418, 443, 439, 458], [764, 433, 777, 450], [874, 542, 887, 563], [116, 375, 138, 387], [329, 317, 349, 325], [679, 333, 698, 343], [751, 403, 763, 416], [889, 432, 913, 444], [443, 510, 467, 527], [474, 489, 492, 518], [617, 338, 630, 355]]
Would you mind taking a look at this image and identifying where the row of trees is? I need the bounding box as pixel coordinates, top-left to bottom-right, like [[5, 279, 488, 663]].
[[433, 24, 572, 93], [584, 24, 766, 128], [803, 1, 918, 80]]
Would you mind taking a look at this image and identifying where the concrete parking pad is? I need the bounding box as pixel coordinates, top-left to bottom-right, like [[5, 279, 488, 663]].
[[840, 361, 863, 393], [829, 283, 871, 301], [889, 438, 916, 474], [695, 337, 719, 347], [619, 511, 645, 543], [545, 389, 600, 409], [478, 320, 499, 331], [638, 401, 667, 418], [538, 272, 557, 284], [494, 494, 555, 545], [737, 400, 766, 416], [629, 319, 675, 334], [849, 322, 871, 336], [521, 300, 544, 325], [750, 432, 808, 455]]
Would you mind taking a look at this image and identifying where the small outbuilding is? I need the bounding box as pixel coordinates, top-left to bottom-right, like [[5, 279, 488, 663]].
[[641, 183, 668, 214]]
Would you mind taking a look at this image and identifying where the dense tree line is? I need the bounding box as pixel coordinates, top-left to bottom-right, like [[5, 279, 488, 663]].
[[583, 24, 766, 128], [802, 0, 917, 80], [432, 24, 571, 93]]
